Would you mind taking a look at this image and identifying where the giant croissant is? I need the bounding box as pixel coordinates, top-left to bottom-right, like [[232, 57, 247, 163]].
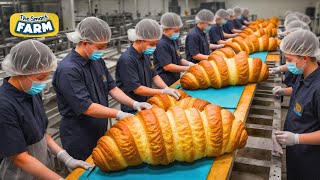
[[92, 105, 248, 172], [180, 51, 269, 90]]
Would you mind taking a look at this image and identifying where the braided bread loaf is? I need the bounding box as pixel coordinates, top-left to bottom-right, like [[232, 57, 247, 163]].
[[238, 27, 277, 39], [180, 51, 269, 90], [92, 105, 248, 172], [211, 47, 236, 58]]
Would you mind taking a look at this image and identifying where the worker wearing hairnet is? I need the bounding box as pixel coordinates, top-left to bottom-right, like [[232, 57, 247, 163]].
[[153, 13, 192, 86], [273, 29, 320, 179], [233, 7, 246, 29], [116, 19, 180, 113], [185, 9, 221, 63], [284, 15, 300, 27], [300, 14, 311, 25], [223, 9, 242, 34], [209, 9, 237, 44], [270, 20, 310, 88], [241, 8, 251, 25], [53, 17, 152, 161], [0, 40, 91, 180]]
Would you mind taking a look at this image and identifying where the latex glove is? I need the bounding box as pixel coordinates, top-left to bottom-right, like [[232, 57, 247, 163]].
[[272, 133, 283, 157], [269, 66, 282, 75], [188, 62, 194, 66], [272, 86, 284, 97], [162, 87, 181, 100], [57, 150, 93, 171], [217, 44, 224, 49], [233, 33, 239, 37], [133, 101, 152, 111], [275, 131, 299, 146], [116, 111, 134, 120]]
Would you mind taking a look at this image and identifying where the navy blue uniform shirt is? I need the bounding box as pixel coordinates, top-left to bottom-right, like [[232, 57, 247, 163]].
[[0, 79, 48, 159], [52, 49, 116, 160], [233, 19, 243, 30], [209, 24, 224, 44], [223, 20, 236, 34], [115, 45, 157, 113], [185, 25, 210, 63], [284, 67, 320, 179], [154, 34, 182, 86]]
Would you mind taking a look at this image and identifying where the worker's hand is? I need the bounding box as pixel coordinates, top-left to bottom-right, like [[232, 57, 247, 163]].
[[217, 44, 224, 49], [272, 86, 284, 97], [57, 150, 93, 172], [188, 62, 194, 66], [272, 133, 283, 157], [116, 111, 134, 120], [132, 101, 152, 111], [275, 131, 299, 146], [269, 66, 282, 75], [162, 87, 181, 100], [233, 33, 238, 37]]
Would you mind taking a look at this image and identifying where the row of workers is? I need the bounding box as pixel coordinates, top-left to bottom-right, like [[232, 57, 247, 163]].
[[0, 7, 254, 180], [268, 11, 320, 180]]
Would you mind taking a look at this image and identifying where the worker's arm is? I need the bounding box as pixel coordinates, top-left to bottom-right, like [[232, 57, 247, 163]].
[[231, 29, 242, 33], [133, 86, 163, 96], [244, 20, 251, 25], [153, 75, 168, 89], [299, 130, 320, 145], [192, 54, 209, 61], [83, 103, 119, 118], [283, 87, 293, 96], [46, 133, 63, 156], [180, 59, 192, 66], [163, 64, 189, 72], [109, 87, 135, 107], [223, 32, 237, 38], [217, 40, 228, 44], [10, 152, 61, 180]]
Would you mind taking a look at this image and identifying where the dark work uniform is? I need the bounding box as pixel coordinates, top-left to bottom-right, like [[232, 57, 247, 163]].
[[241, 16, 249, 25], [0, 79, 48, 159], [284, 71, 298, 87], [185, 25, 210, 63], [154, 35, 182, 86], [223, 20, 236, 34], [116, 45, 157, 113], [52, 49, 116, 160], [234, 19, 243, 30], [284, 67, 320, 180], [209, 24, 224, 44]]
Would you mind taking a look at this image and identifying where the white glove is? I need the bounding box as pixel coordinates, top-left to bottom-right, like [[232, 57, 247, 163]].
[[275, 131, 299, 146], [116, 111, 134, 120], [272, 86, 284, 97], [188, 62, 194, 66], [162, 87, 181, 100], [133, 101, 152, 111], [57, 150, 93, 172], [272, 133, 283, 157], [217, 44, 224, 48], [269, 66, 282, 75]]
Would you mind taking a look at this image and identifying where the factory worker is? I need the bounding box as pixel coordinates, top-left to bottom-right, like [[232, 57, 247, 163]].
[[274, 29, 320, 180], [233, 7, 246, 29], [241, 8, 251, 25], [209, 9, 237, 44], [223, 9, 242, 34], [284, 10, 293, 18], [185, 9, 222, 63], [153, 13, 193, 86], [270, 21, 310, 92], [300, 14, 311, 25], [283, 15, 299, 27], [0, 40, 91, 180], [115, 19, 181, 113], [52, 17, 152, 161]]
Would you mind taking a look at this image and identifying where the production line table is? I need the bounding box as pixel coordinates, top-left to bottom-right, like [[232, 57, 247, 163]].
[[66, 53, 280, 180]]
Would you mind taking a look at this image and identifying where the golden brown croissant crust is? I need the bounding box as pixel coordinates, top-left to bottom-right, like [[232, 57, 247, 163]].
[[92, 105, 248, 172], [180, 51, 269, 90]]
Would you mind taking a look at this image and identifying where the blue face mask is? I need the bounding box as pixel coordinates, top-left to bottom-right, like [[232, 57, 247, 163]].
[[143, 46, 156, 55], [87, 44, 104, 61], [237, 16, 242, 20], [170, 33, 180, 40], [21, 76, 47, 95], [205, 25, 212, 31], [221, 19, 228, 25], [286, 58, 306, 74]]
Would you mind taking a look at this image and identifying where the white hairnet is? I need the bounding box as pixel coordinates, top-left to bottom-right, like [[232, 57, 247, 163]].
[[66, 17, 111, 44], [285, 13, 298, 20], [242, 8, 249, 16], [300, 15, 311, 24], [215, 9, 230, 19], [233, 7, 243, 17], [284, 16, 300, 27], [286, 20, 310, 33], [127, 19, 162, 41], [195, 9, 215, 24], [294, 12, 305, 20], [226, 9, 235, 16], [284, 10, 292, 17], [160, 12, 183, 28], [2, 40, 57, 76], [280, 29, 320, 57]]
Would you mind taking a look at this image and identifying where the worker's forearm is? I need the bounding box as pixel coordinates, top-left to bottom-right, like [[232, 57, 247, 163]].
[[231, 29, 242, 33], [283, 87, 293, 96], [83, 103, 119, 118], [133, 86, 163, 96], [192, 54, 209, 61], [163, 64, 189, 72], [109, 87, 135, 106], [281, 65, 288, 72], [217, 40, 227, 44], [209, 44, 219, 50], [10, 152, 61, 180], [224, 33, 236, 38], [299, 130, 320, 145], [180, 59, 191, 66], [45, 133, 63, 156], [244, 21, 251, 25], [153, 75, 168, 89]]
